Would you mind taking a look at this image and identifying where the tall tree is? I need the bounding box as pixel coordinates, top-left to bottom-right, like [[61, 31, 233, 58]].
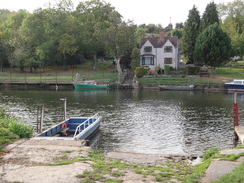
[[75, 0, 116, 69], [182, 5, 201, 63], [218, 0, 244, 57], [95, 21, 136, 76], [200, 2, 220, 31], [194, 23, 231, 70]]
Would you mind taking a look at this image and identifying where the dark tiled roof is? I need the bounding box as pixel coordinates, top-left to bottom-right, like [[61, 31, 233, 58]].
[[140, 36, 178, 48]]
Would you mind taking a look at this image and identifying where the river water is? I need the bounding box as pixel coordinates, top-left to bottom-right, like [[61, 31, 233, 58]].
[[0, 89, 243, 155]]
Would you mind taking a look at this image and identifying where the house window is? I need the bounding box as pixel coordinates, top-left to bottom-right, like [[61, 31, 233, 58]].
[[164, 58, 172, 64], [144, 46, 152, 53], [164, 46, 172, 53], [142, 56, 154, 65]]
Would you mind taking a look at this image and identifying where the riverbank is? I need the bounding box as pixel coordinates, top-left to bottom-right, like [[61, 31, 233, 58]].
[[1, 138, 244, 183], [0, 81, 228, 92]]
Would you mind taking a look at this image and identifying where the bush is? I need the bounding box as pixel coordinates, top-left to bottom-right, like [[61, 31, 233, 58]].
[[135, 66, 150, 77], [186, 66, 200, 75], [8, 120, 34, 138], [164, 65, 171, 75]]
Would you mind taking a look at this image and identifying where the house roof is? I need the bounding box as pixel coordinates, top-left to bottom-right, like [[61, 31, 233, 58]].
[[140, 36, 178, 49]]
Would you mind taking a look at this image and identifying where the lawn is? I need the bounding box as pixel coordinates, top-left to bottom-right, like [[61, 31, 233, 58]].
[[0, 61, 119, 83]]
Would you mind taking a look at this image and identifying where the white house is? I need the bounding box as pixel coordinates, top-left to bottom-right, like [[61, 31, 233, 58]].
[[140, 30, 180, 71]]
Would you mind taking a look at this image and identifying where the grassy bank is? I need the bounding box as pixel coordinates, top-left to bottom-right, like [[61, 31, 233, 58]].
[[0, 61, 118, 83], [0, 61, 244, 85], [0, 107, 34, 152]]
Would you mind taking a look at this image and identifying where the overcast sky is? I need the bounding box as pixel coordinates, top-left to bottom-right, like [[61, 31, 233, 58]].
[[1, 0, 233, 27]]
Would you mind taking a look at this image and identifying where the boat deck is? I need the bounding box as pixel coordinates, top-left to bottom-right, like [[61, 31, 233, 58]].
[[235, 126, 244, 144]]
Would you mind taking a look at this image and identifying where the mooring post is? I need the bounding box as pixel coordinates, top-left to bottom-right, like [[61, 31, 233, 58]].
[[40, 104, 44, 133], [60, 98, 67, 120], [233, 93, 239, 140], [36, 105, 40, 133]]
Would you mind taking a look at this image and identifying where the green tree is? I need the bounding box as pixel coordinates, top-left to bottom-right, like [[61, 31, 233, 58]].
[[171, 29, 183, 39], [75, 0, 114, 70], [95, 21, 136, 75], [0, 40, 8, 71], [200, 2, 220, 31], [194, 23, 231, 70], [218, 0, 244, 57], [182, 5, 201, 63], [175, 23, 184, 29], [130, 47, 140, 70]]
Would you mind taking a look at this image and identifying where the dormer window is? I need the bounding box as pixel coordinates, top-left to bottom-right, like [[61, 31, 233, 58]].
[[144, 46, 152, 53], [164, 46, 172, 53]]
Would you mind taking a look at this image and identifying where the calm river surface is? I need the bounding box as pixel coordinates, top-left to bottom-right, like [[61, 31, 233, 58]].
[[1, 89, 243, 155]]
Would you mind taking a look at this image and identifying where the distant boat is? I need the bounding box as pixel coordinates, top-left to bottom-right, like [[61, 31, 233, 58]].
[[73, 80, 108, 90], [159, 85, 195, 91], [225, 79, 244, 92], [34, 113, 101, 140]]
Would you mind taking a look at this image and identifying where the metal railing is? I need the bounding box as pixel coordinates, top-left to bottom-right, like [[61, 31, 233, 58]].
[[73, 113, 99, 138]]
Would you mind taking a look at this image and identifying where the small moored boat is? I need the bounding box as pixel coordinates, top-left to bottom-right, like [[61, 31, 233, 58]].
[[73, 80, 107, 90], [225, 79, 244, 92], [159, 85, 195, 91], [34, 113, 101, 140]]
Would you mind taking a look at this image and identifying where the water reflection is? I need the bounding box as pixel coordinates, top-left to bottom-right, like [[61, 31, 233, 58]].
[[0, 89, 243, 155]]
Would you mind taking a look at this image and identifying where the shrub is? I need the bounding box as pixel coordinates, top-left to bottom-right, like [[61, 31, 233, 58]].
[[164, 65, 171, 75], [8, 120, 34, 138], [186, 66, 200, 75], [135, 66, 150, 77]]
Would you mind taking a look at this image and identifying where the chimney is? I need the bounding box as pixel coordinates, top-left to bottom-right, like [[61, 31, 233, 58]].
[[159, 29, 165, 40]]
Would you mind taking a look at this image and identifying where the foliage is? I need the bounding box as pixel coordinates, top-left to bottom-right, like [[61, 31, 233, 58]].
[[95, 21, 137, 74], [218, 0, 244, 57], [130, 47, 140, 70], [171, 28, 183, 39], [137, 77, 221, 85], [135, 66, 150, 77], [8, 120, 34, 138], [194, 23, 232, 69], [182, 5, 201, 63], [186, 66, 200, 75], [200, 2, 220, 31], [164, 65, 171, 75]]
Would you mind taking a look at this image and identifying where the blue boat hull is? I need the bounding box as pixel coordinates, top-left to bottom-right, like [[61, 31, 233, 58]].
[[225, 84, 244, 92]]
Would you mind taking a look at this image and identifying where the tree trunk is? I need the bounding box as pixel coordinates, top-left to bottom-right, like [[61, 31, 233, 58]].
[[115, 57, 122, 74], [92, 54, 97, 70]]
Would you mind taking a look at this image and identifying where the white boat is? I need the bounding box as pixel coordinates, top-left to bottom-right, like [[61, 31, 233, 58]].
[[225, 79, 244, 92]]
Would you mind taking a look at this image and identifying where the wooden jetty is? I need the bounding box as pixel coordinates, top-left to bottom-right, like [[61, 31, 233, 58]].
[[235, 126, 244, 144]]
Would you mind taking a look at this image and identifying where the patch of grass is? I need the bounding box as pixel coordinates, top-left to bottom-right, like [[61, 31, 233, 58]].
[[234, 145, 244, 149], [110, 170, 125, 177], [106, 178, 123, 183], [0, 116, 33, 152], [61, 150, 73, 153], [203, 147, 220, 160], [76, 170, 106, 182], [212, 162, 244, 183], [223, 153, 244, 161]]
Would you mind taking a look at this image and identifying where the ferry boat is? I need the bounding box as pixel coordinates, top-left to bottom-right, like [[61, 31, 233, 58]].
[[34, 113, 101, 140]]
